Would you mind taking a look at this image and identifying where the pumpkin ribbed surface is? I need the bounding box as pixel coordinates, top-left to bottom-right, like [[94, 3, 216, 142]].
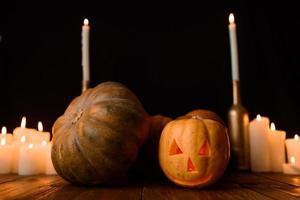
[[51, 81, 151, 185]]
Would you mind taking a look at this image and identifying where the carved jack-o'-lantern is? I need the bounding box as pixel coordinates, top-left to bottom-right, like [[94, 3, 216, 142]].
[[159, 110, 230, 188]]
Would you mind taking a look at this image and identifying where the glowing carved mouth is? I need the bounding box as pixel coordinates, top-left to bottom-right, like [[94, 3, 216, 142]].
[[169, 174, 213, 188]]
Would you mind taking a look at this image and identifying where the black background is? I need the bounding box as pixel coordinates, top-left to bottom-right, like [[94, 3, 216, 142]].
[[1, 2, 300, 138]]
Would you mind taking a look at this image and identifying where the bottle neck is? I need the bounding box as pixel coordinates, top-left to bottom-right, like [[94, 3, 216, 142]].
[[232, 80, 241, 105]]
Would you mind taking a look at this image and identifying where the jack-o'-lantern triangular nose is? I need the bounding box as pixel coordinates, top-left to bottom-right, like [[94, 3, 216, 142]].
[[187, 157, 197, 172]]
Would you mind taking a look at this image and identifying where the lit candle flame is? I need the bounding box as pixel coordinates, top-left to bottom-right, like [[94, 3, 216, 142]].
[[256, 114, 262, 121], [1, 138, 5, 146], [21, 116, 26, 128], [229, 13, 235, 24], [41, 140, 47, 146], [291, 156, 296, 164], [83, 18, 89, 26], [21, 135, 26, 143], [295, 134, 299, 141], [28, 144, 33, 149], [270, 122, 276, 131], [1, 126, 7, 135], [38, 121, 43, 132]]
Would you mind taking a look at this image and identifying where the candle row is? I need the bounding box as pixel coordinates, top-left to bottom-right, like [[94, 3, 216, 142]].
[[249, 115, 300, 174], [0, 117, 56, 175]]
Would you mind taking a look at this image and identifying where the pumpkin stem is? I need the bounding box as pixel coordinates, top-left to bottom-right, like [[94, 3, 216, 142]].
[[191, 116, 203, 120], [72, 109, 84, 124]]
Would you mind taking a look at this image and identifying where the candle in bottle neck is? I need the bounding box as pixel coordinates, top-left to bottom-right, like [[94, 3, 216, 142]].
[[228, 13, 239, 81], [82, 18, 90, 83]]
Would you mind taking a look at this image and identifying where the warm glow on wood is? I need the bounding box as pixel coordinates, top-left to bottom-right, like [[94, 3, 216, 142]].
[[294, 134, 299, 141]]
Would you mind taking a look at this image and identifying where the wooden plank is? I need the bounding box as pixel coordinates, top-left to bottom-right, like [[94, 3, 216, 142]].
[[142, 176, 273, 200], [0, 175, 67, 200], [38, 177, 143, 200], [2, 172, 299, 199], [0, 174, 21, 184], [226, 172, 300, 200], [39, 185, 142, 200], [256, 173, 300, 187]]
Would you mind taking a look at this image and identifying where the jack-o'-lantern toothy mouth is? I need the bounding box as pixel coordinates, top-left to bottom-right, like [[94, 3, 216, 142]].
[[169, 174, 213, 187]]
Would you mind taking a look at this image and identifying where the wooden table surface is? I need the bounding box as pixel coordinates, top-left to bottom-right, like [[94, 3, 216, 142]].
[[0, 171, 299, 200]]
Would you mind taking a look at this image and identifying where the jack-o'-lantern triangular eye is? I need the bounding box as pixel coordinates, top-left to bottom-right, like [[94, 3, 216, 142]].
[[198, 140, 210, 156], [169, 139, 183, 155]]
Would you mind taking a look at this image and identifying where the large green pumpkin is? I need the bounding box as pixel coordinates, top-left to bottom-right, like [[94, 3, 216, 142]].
[[51, 81, 151, 185]]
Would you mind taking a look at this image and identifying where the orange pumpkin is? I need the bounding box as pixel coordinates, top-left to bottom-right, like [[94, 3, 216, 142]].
[[131, 114, 172, 176], [159, 109, 230, 188]]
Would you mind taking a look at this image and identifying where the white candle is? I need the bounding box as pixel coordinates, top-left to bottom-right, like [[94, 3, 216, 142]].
[[82, 18, 90, 83], [282, 156, 300, 175], [18, 143, 45, 175], [268, 122, 286, 172], [45, 142, 57, 175], [11, 135, 27, 173], [285, 134, 300, 163], [228, 13, 239, 81], [1, 127, 13, 145], [249, 114, 271, 172], [27, 121, 50, 144], [0, 137, 13, 174], [13, 116, 36, 142]]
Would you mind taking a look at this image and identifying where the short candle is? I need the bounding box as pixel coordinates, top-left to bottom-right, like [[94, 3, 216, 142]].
[[249, 114, 271, 172], [27, 121, 50, 144], [1, 127, 13, 145], [0, 131, 13, 174], [285, 134, 300, 162], [282, 156, 300, 175], [13, 117, 36, 142], [268, 122, 286, 172]]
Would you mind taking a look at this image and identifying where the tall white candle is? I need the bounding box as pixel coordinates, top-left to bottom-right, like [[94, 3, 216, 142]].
[[268, 123, 286, 172], [228, 13, 239, 81], [249, 114, 271, 172], [285, 134, 300, 163], [82, 18, 90, 83]]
